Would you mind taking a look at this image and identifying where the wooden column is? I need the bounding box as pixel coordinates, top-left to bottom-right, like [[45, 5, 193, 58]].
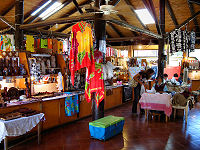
[[92, 0, 105, 121], [15, 0, 24, 51], [158, 0, 165, 77]]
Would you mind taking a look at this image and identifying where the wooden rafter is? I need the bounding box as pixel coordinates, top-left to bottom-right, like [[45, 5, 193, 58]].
[[106, 18, 162, 39], [123, 0, 149, 30], [46, 0, 92, 31], [112, 0, 121, 6], [165, 0, 178, 27], [72, 0, 83, 14], [0, 3, 15, 16], [20, 14, 96, 29], [24, 28, 69, 38], [55, 23, 73, 32], [188, 1, 200, 33], [168, 11, 200, 35], [0, 16, 15, 30], [159, 0, 165, 35], [188, 0, 200, 5], [107, 36, 155, 42], [117, 14, 137, 36], [142, 0, 161, 35], [107, 22, 124, 37]]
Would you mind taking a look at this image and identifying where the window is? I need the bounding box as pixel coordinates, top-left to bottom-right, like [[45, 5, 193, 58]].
[[135, 9, 155, 24], [31, 0, 52, 16]]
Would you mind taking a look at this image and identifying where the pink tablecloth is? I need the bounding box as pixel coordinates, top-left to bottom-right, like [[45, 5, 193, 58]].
[[139, 93, 172, 116]]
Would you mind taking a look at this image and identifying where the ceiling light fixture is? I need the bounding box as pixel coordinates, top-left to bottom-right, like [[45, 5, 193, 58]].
[[31, 0, 52, 16], [39, 2, 64, 20], [135, 9, 155, 24]]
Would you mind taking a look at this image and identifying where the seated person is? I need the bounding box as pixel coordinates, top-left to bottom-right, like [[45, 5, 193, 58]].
[[178, 73, 183, 85], [151, 76, 168, 94], [170, 73, 180, 85], [163, 73, 169, 83]]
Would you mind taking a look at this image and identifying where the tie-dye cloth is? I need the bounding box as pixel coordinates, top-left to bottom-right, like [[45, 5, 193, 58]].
[[65, 94, 79, 116]]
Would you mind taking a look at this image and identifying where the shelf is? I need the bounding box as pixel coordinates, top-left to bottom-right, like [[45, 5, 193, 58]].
[[0, 75, 28, 79]]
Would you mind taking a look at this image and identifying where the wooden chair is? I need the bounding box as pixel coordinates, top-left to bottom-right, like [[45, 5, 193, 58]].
[[172, 96, 194, 123]]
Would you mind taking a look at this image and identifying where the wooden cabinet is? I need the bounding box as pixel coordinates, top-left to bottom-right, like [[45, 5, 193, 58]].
[[105, 87, 123, 110], [79, 95, 92, 118], [60, 98, 77, 124], [42, 100, 60, 130]]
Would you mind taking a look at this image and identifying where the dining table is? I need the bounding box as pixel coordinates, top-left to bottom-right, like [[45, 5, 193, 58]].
[[139, 93, 172, 122]]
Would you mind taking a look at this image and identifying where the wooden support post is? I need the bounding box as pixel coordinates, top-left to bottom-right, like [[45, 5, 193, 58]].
[[92, 0, 105, 121], [15, 0, 24, 51], [4, 137, 8, 150], [158, 0, 165, 77]]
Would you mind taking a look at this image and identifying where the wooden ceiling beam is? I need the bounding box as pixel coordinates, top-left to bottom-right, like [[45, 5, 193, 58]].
[[123, 0, 149, 30], [165, 0, 178, 27], [55, 23, 74, 32], [43, 0, 92, 31], [117, 14, 138, 36], [20, 14, 96, 29], [107, 22, 124, 37], [72, 0, 83, 14], [168, 11, 200, 36], [24, 28, 69, 38], [107, 36, 155, 42], [188, 0, 200, 5], [188, 1, 200, 33], [112, 0, 121, 6], [142, 0, 161, 35], [0, 3, 15, 16], [0, 16, 15, 30], [106, 18, 162, 39]]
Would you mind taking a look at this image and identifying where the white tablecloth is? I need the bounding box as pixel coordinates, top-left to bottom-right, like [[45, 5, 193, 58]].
[[140, 93, 172, 116], [0, 113, 44, 142]]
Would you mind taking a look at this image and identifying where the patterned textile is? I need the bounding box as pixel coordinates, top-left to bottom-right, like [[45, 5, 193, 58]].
[[0, 35, 15, 51], [65, 95, 79, 116], [106, 47, 114, 57], [52, 39, 58, 54], [57, 41, 63, 54], [41, 39, 48, 49], [151, 66, 157, 80], [70, 21, 93, 86], [26, 35, 35, 52], [85, 49, 104, 107], [128, 67, 145, 80]]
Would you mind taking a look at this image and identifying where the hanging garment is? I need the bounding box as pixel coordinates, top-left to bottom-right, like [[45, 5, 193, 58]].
[[47, 39, 53, 49], [57, 41, 63, 54], [52, 39, 58, 54], [69, 21, 94, 85], [85, 49, 104, 107], [2, 35, 14, 51], [65, 94, 79, 116], [26, 35, 35, 52], [0, 35, 4, 50], [41, 39, 48, 48], [37, 39, 41, 49]]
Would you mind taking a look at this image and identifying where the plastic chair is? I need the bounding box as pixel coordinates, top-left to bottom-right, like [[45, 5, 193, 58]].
[[172, 96, 194, 123]]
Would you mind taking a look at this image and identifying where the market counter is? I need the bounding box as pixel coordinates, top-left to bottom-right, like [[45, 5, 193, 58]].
[[0, 86, 124, 131]]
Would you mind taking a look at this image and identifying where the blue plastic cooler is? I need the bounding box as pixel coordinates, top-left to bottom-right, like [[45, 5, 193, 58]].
[[89, 115, 125, 140]]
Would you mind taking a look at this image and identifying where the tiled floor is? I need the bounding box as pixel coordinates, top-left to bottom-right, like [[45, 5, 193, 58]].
[[7, 102, 200, 150]]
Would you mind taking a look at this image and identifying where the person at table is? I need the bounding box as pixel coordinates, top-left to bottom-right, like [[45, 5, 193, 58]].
[[170, 73, 180, 85], [132, 68, 155, 114], [178, 72, 191, 85], [152, 76, 168, 94], [163, 73, 169, 83]]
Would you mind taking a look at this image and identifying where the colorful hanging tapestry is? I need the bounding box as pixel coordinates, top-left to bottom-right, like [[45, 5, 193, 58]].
[[57, 41, 63, 54], [65, 94, 79, 116], [85, 49, 104, 107], [0, 35, 15, 51], [26, 35, 35, 52], [69, 21, 94, 86], [41, 39, 48, 48]]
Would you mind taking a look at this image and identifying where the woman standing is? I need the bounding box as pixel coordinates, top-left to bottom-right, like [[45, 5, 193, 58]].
[[132, 68, 154, 114]]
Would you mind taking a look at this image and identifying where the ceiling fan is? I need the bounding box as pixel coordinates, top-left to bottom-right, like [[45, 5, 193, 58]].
[[82, 0, 129, 15]]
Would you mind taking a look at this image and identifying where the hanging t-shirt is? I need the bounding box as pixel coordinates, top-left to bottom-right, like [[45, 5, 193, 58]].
[[52, 39, 58, 54], [70, 21, 94, 85], [48, 39, 53, 49], [41, 39, 48, 48], [26, 35, 35, 52]]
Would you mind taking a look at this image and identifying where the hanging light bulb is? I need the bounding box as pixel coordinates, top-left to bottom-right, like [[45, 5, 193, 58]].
[[55, 23, 58, 28], [138, 45, 142, 49]]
